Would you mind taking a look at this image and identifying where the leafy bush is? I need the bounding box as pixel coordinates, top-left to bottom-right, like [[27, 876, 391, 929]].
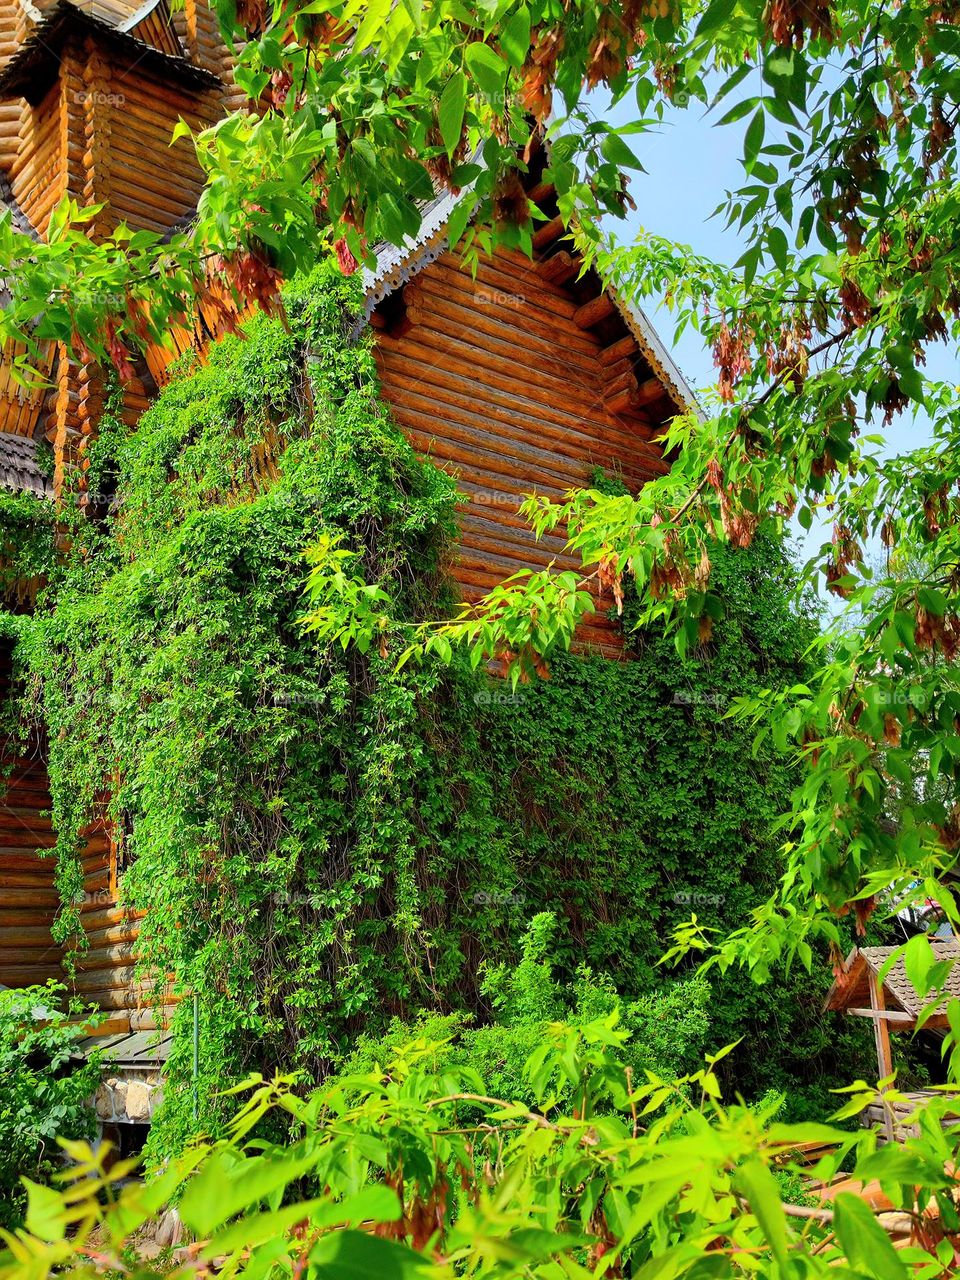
[[341, 912, 712, 1104], [0, 1017, 944, 1280], [0, 983, 100, 1230]]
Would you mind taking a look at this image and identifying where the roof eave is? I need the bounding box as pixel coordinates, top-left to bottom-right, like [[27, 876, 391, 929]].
[[0, 0, 221, 102]]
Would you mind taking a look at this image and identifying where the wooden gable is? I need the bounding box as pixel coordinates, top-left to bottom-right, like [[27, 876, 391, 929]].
[[367, 165, 694, 657]]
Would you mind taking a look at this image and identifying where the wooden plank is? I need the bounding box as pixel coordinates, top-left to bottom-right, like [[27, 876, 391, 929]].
[[847, 1007, 915, 1025]]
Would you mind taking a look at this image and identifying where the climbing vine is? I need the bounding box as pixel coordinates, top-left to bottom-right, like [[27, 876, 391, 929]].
[[1, 261, 869, 1162]]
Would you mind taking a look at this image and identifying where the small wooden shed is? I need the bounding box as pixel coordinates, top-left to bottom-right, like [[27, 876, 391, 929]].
[[825, 941, 960, 1141]]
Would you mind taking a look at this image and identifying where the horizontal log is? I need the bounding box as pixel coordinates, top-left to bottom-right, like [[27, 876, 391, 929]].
[[380, 352, 661, 465], [439, 252, 581, 323], [574, 294, 616, 329], [526, 180, 556, 206], [381, 323, 608, 422], [0, 887, 59, 907], [600, 335, 640, 367], [531, 215, 566, 252], [0, 924, 58, 944], [0, 966, 63, 987], [74, 940, 138, 970], [384, 376, 656, 483], [0, 907, 57, 927], [537, 251, 580, 286], [414, 270, 602, 365], [606, 377, 668, 418]]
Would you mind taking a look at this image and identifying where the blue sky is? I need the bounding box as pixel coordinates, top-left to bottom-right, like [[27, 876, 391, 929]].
[[593, 91, 956, 592], [599, 91, 955, 441]]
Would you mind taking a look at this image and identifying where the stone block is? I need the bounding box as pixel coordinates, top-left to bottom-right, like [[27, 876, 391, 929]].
[[125, 1081, 152, 1122]]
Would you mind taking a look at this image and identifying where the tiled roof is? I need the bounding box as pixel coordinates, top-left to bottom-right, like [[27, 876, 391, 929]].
[[0, 432, 53, 497], [826, 940, 960, 1019], [0, 0, 220, 103], [861, 942, 960, 1017]]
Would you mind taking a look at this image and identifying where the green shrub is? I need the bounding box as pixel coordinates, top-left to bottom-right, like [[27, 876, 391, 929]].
[[0, 983, 101, 1230], [0, 1018, 934, 1280], [339, 913, 712, 1104], [0, 261, 871, 1161]]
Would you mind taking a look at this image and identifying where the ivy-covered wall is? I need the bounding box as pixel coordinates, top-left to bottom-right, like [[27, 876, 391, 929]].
[[0, 262, 871, 1161]]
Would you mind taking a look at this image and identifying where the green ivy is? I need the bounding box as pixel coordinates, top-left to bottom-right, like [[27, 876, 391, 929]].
[[0, 982, 102, 1230], [0, 487, 55, 604], [0, 260, 870, 1164]]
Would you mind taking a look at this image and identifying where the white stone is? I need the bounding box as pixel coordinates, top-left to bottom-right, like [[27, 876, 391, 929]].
[[94, 1084, 114, 1120], [124, 1081, 152, 1122]]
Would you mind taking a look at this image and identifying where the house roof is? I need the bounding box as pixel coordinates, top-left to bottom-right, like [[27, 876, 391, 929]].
[[825, 941, 960, 1020], [361, 184, 699, 416], [0, 173, 37, 241], [0, 432, 53, 497], [0, 0, 220, 103], [82, 1026, 172, 1065]]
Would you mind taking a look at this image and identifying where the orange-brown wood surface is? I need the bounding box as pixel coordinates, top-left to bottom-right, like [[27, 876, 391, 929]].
[[0, 641, 62, 988], [374, 246, 669, 656]]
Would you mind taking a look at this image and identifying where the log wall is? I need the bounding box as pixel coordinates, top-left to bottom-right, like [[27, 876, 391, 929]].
[[374, 246, 669, 656], [0, 639, 61, 989], [98, 56, 222, 236], [71, 816, 153, 1035]]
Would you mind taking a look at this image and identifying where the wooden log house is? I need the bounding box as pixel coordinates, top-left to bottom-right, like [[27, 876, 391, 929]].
[[0, 0, 696, 1043]]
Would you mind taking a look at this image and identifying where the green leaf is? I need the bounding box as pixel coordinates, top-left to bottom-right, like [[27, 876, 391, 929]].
[[734, 1158, 789, 1272], [179, 1148, 317, 1235], [601, 131, 644, 171], [715, 96, 758, 126], [695, 0, 737, 38], [904, 933, 934, 1002], [500, 4, 530, 68], [767, 225, 789, 271], [744, 109, 765, 173], [205, 1188, 402, 1256], [354, 0, 393, 51], [465, 42, 507, 104], [834, 1193, 909, 1279], [24, 1179, 68, 1242], [438, 71, 467, 156], [310, 1230, 433, 1279]]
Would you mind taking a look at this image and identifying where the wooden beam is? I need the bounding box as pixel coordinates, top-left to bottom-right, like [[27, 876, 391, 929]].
[[574, 293, 616, 329], [847, 1007, 915, 1025], [599, 335, 638, 367], [869, 969, 896, 1143], [605, 388, 641, 416], [636, 376, 666, 406], [537, 251, 579, 286], [527, 180, 556, 206], [532, 215, 566, 252]]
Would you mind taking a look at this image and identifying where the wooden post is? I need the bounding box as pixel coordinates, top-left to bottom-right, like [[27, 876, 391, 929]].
[[869, 968, 895, 1142]]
